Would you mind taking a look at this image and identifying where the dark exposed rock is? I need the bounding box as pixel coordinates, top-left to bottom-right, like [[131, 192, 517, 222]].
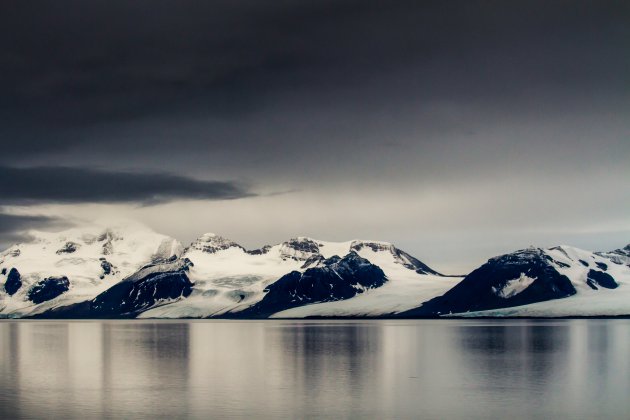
[[105, 259, 193, 314], [544, 255, 571, 268], [56, 242, 80, 254], [596, 244, 630, 266], [99, 258, 116, 279], [28, 276, 70, 304], [1, 268, 6, 275], [300, 254, 325, 269], [402, 248, 576, 317], [190, 234, 244, 254], [586, 269, 618, 290], [225, 290, 254, 303], [50, 258, 194, 318], [246, 245, 272, 255], [284, 238, 319, 253], [579, 259, 589, 267], [4, 268, 22, 296], [595, 262, 608, 271], [279, 238, 320, 261], [240, 252, 386, 317]]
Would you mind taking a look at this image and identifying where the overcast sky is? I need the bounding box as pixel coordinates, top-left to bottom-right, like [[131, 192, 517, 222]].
[[1, 0, 628, 273]]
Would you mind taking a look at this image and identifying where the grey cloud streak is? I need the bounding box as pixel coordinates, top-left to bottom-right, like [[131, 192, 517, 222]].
[[0, 166, 253, 205], [0, 212, 70, 248], [0, 213, 59, 234]]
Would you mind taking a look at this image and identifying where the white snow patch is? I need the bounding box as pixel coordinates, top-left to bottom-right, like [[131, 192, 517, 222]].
[[492, 273, 536, 299]]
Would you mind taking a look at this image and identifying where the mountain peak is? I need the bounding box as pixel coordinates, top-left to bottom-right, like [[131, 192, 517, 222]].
[[189, 233, 244, 254], [198, 232, 219, 240], [350, 240, 442, 275], [279, 237, 320, 261], [350, 240, 394, 253]]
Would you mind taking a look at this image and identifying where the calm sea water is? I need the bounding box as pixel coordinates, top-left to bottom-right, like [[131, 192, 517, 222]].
[[1, 319, 629, 419]]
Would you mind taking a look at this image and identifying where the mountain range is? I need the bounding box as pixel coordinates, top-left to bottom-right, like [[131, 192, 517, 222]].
[[1, 222, 628, 318]]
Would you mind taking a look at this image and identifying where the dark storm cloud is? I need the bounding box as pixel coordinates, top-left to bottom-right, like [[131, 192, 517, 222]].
[[0, 1, 628, 259], [1, 0, 628, 157], [0, 212, 69, 248], [0, 166, 253, 204], [0, 213, 57, 235]]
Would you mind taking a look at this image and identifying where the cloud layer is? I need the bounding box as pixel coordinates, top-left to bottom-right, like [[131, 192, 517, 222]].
[[0, 166, 252, 204], [0, 1, 628, 269], [0, 212, 69, 248]]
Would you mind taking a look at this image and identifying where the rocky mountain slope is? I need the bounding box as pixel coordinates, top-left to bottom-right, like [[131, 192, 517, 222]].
[[1, 222, 628, 318], [402, 244, 630, 317]]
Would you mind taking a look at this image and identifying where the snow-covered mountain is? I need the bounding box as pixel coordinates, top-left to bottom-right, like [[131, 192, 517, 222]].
[[402, 244, 630, 318], [1, 222, 628, 318], [139, 235, 457, 318], [0, 221, 183, 317], [1, 225, 457, 318]]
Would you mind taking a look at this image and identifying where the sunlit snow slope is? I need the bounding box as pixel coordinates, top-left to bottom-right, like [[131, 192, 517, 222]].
[[0, 221, 182, 317], [140, 236, 455, 318], [2, 221, 627, 318]]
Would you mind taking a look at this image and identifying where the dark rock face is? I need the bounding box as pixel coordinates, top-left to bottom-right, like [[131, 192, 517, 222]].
[[246, 245, 272, 255], [87, 258, 194, 317], [393, 248, 442, 275], [4, 268, 22, 296], [403, 248, 576, 316], [279, 238, 320, 261], [99, 258, 115, 279], [100, 259, 112, 275], [36, 258, 194, 318], [595, 262, 608, 271], [1, 268, 6, 275], [586, 269, 618, 290], [300, 254, 325, 269], [225, 290, 254, 303], [241, 252, 387, 317], [596, 244, 630, 266], [56, 242, 80, 254], [28, 276, 70, 304], [284, 238, 319, 253]]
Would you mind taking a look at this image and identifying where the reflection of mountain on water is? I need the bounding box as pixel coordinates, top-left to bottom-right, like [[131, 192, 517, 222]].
[[101, 322, 191, 419], [1, 320, 630, 418], [277, 323, 384, 417], [455, 324, 570, 397]]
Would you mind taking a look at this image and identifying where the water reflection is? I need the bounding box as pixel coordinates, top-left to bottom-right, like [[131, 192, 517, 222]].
[[276, 323, 383, 417], [1, 320, 629, 419], [100, 322, 190, 418]]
